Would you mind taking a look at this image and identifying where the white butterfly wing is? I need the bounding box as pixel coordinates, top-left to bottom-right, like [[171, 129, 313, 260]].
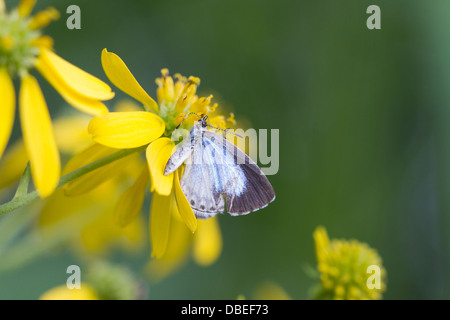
[[164, 136, 194, 176], [180, 141, 225, 218]]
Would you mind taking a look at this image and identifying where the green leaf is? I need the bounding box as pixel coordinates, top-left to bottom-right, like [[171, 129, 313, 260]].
[[12, 162, 31, 201]]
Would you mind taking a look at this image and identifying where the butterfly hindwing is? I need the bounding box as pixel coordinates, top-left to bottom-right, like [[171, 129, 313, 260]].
[[202, 131, 275, 215]]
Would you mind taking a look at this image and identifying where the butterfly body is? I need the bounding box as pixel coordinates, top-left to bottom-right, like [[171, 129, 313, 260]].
[[165, 119, 275, 218]]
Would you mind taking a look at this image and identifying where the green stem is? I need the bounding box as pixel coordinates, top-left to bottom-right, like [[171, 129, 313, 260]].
[[0, 146, 145, 216]]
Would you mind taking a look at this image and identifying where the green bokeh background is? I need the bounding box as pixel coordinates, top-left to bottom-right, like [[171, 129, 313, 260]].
[[1, 0, 450, 299]]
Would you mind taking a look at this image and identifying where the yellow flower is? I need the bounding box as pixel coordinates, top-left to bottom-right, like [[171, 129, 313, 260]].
[[313, 226, 387, 300], [0, 0, 114, 197], [85, 49, 235, 258], [40, 283, 99, 300], [0, 109, 145, 255]]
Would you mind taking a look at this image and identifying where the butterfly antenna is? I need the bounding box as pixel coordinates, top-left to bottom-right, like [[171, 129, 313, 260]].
[[207, 123, 243, 139], [175, 112, 203, 129], [191, 112, 203, 120]]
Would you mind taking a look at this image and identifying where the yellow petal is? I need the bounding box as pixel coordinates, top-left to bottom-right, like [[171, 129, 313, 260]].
[[0, 69, 15, 160], [17, 0, 36, 17], [193, 217, 222, 266], [36, 56, 109, 116], [101, 49, 158, 112], [313, 226, 330, 263], [146, 205, 191, 282], [150, 192, 172, 258], [19, 75, 60, 197], [174, 77, 199, 113], [0, 140, 28, 189], [40, 284, 99, 300], [88, 111, 165, 149], [30, 35, 54, 50], [146, 138, 175, 196], [62, 143, 138, 196], [189, 95, 212, 114], [114, 165, 149, 227], [174, 169, 197, 233], [28, 7, 60, 30], [39, 48, 114, 101]]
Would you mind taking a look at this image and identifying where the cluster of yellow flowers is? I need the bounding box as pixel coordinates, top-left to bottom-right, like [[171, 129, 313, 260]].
[[313, 226, 386, 300]]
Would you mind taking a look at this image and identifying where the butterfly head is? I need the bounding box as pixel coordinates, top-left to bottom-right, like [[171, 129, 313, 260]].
[[199, 114, 208, 128]]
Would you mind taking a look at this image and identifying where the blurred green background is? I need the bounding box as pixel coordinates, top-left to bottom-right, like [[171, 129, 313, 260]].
[[1, 0, 450, 299]]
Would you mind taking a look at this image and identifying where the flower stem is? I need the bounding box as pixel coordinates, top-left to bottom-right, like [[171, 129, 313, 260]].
[[0, 146, 145, 216]]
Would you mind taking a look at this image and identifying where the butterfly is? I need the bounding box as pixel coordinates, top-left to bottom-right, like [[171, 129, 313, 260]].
[[164, 114, 275, 218]]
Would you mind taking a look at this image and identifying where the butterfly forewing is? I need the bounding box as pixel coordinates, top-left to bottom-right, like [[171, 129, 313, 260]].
[[180, 143, 225, 218]]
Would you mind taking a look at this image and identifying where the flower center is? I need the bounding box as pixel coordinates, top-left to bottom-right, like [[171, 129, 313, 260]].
[[0, 9, 40, 77]]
